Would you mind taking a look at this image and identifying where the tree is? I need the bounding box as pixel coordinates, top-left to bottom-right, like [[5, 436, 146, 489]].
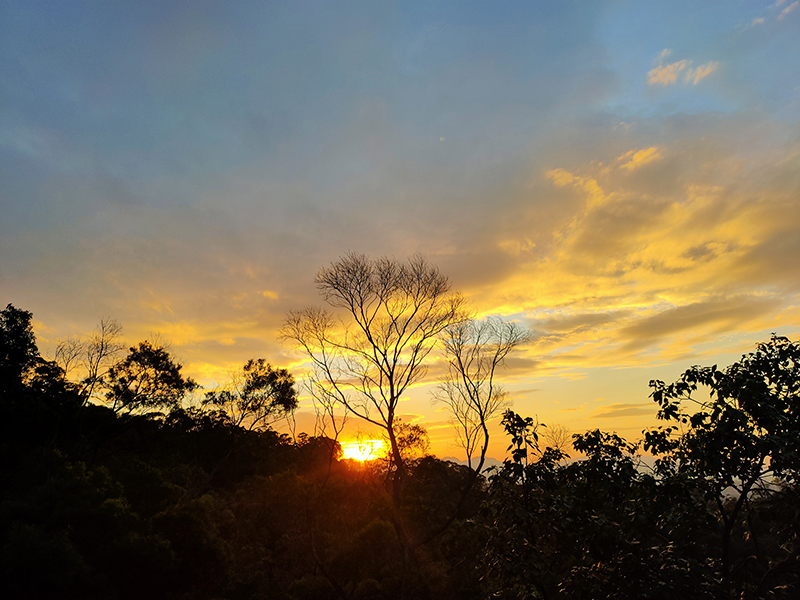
[[282, 253, 466, 479], [1, 304, 84, 450], [202, 359, 298, 431], [483, 412, 719, 600], [1, 304, 80, 411], [0, 304, 39, 394], [435, 317, 528, 472], [648, 334, 800, 596], [105, 341, 199, 413], [392, 420, 431, 466], [540, 422, 572, 457], [55, 318, 124, 404], [281, 253, 467, 581]]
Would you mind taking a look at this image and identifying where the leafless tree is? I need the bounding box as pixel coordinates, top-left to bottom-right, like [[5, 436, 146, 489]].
[[54, 318, 124, 403], [308, 374, 349, 444], [435, 317, 529, 472], [282, 253, 466, 473], [54, 336, 84, 375], [540, 422, 572, 457], [281, 253, 467, 562]]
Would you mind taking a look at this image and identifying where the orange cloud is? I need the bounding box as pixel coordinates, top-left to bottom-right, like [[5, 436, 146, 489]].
[[685, 61, 719, 84], [647, 59, 690, 85], [647, 52, 719, 86], [616, 147, 663, 171]]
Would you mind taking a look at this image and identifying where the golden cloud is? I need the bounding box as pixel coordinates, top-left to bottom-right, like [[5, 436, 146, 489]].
[[647, 54, 719, 86], [616, 147, 663, 171], [591, 403, 654, 419], [474, 133, 799, 376], [685, 61, 720, 85], [647, 60, 690, 85]]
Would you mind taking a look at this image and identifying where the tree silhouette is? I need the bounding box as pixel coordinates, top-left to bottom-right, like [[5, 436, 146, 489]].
[[0, 304, 39, 395], [282, 253, 467, 590], [55, 318, 124, 404], [203, 359, 298, 431], [436, 317, 528, 472], [282, 254, 466, 479], [648, 334, 800, 595], [105, 341, 198, 413]]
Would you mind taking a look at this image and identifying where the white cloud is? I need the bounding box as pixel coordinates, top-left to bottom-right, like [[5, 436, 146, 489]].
[[778, 1, 798, 19]]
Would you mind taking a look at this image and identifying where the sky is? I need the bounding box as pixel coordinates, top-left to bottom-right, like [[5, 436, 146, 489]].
[[2, 0, 799, 460]]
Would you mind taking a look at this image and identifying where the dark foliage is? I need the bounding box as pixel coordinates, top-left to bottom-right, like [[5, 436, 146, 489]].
[[106, 341, 199, 413], [1, 305, 798, 599], [203, 359, 298, 431]]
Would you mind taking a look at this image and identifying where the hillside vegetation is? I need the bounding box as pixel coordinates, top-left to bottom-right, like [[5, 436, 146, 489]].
[[1, 303, 798, 599]]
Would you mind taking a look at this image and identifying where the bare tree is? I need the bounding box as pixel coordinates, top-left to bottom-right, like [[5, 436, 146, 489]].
[[540, 423, 572, 456], [54, 318, 124, 404], [435, 317, 529, 472], [281, 253, 467, 561], [308, 374, 349, 444], [282, 253, 466, 472]]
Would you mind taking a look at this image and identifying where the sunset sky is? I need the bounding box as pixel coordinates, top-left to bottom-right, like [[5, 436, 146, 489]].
[[2, 1, 799, 459]]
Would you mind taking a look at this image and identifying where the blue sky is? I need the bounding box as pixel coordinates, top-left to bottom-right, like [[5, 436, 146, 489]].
[[2, 0, 799, 456]]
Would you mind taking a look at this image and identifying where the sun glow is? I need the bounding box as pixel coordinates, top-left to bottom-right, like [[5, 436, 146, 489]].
[[341, 439, 386, 462]]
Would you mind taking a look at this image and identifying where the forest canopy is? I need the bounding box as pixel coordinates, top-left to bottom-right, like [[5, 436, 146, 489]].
[[1, 295, 798, 599]]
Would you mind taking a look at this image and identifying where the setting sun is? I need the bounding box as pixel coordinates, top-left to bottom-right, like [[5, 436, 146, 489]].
[[341, 439, 386, 462]]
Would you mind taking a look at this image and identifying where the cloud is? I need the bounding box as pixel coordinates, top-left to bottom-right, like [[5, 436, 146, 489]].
[[618, 296, 784, 352], [778, 1, 799, 19], [469, 114, 800, 378], [616, 147, 663, 171], [685, 61, 720, 85], [1, 1, 798, 463], [647, 52, 719, 86], [534, 310, 631, 335], [648, 60, 690, 85], [681, 242, 736, 262], [591, 403, 654, 419]]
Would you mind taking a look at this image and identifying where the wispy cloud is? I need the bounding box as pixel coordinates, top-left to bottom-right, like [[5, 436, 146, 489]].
[[472, 117, 800, 380], [778, 1, 799, 19], [3, 1, 799, 455], [686, 61, 720, 84], [616, 147, 663, 171], [591, 403, 654, 419], [648, 51, 719, 86], [648, 59, 691, 85]]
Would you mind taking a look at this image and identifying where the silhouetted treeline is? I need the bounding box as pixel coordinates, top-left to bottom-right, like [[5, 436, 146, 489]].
[[1, 304, 798, 599]]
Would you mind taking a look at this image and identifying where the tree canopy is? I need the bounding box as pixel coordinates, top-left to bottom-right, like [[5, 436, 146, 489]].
[[203, 359, 298, 431], [2, 298, 798, 600], [105, 341, 199, 413]]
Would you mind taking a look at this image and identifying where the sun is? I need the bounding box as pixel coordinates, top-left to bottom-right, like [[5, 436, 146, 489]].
[[341, 439, 386, 462]]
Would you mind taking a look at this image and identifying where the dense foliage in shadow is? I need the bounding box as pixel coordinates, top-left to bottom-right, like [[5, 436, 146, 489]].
[[1, 304, 798, 599], [483, 334, 800, 600]]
